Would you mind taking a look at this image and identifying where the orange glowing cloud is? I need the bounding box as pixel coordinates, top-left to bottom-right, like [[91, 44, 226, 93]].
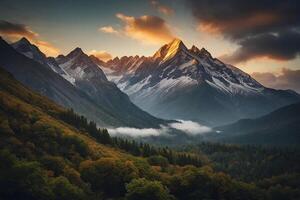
[[34, 40, 60, 57], [0, 20, 60, 56], [116, 13, 175, 45], [89, 50, 112, 62]]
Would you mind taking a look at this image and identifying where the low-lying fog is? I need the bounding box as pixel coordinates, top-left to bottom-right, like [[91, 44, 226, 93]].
[[108, 120, 212, 138]]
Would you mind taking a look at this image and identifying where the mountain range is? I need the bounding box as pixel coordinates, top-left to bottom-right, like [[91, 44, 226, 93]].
[[0, 37, 164, 128], [1, 36, 299, 145], [102, 39, 300, 126]]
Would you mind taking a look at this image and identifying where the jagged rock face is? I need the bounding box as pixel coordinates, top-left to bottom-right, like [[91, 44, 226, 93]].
[[56, 48, 108, 82], [103, 39, 300, 126], [55, 49, 165, 128], [1, 37, 124, 127], [8, 37, 165, 128], [12, 38, 74, 83], [12, 37, 48, 65]]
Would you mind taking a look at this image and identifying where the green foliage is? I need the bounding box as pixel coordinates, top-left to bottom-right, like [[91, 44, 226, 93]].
[[0, 150, 53, 200], [186, 143, 300, 182], [147, 155, 169, 168], [50, 176, 86, 200], [168, 166, 262, 200], [126, 178, 174, 200], [80, 158, 138, 197]]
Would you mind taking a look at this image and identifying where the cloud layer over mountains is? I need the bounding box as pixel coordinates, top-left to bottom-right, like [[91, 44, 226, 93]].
[[108, 120, 212, 137]]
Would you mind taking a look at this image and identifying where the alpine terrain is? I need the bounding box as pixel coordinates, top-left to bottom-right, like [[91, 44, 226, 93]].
[[0, 37, 165, 128], [102, 39, 300, 126]]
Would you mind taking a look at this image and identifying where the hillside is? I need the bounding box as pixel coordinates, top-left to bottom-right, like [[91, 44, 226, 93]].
[[209, 102, 300, 145], [1, 67, 300, 199]]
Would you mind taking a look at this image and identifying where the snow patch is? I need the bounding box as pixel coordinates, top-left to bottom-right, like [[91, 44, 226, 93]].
[[125, 76, 152, 95]]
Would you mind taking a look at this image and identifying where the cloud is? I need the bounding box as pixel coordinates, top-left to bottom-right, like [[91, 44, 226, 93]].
[[186, 0, 300, 63], [151, 0, 174, 16], [89, 50, 112, 61], [252, 68, 300, 93], [108, 126, 169, 137], [0, 20, 38, 40], [169, 120, 212, 135], [99, 26, 119, 34], [221, 30, 300, 64], [35, 40, 60, 57], [108, 120, 212, 138], [0, 20, 60, 56], [116, 13, 175, 45]]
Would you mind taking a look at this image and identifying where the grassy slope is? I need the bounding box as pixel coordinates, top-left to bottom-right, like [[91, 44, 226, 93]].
[[0, 67, 124, 159]]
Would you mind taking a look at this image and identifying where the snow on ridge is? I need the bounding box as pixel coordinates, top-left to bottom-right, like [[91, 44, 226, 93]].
[[124, 75, 152, 95], [101, 66, 123, 83], [23, 52, 34, 59], [206, 76, 263, 95], [62, 74, 76, 85], [122, 75, 197, 99]]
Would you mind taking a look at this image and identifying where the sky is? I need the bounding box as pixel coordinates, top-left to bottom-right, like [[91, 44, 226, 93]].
[[0, 0, 300, 92]]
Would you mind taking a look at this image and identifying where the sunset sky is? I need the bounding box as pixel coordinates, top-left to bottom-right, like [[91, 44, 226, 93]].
[[0, 0, 300, 92]]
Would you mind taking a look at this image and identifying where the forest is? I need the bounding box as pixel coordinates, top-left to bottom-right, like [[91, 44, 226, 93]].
[[0, 68, 300, 200]]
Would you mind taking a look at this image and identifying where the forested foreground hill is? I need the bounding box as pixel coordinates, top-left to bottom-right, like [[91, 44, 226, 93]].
[[0, 67, 300, 200]]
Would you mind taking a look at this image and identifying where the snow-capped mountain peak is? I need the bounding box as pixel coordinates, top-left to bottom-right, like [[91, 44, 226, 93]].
[[56, 47, 107, 81], [12, 37, 76, 85], [16, 37, 32, 46], [12, 37, 47, 63], [105, 39, 265, 97], [153, 38, 188, 61], [100, 38, 300, 126], [190, 45, 212, 58], [67, 47, 85, 59]]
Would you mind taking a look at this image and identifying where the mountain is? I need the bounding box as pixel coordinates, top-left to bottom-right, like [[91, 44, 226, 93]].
[[54, 46, 165, 128], [2, 65, 296, 200], [103, 38, 300, 126], [12, 37, 69, 77], [210, 102, 300, 145], [0, 37, 123, 127], [1, 37, 164, 128]]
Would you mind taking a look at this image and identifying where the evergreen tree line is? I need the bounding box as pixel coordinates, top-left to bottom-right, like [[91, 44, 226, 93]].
[[182, 142, 300, 182], [59, 109, 205, 167]]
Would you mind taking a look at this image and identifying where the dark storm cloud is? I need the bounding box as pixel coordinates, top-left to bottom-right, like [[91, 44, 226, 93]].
[[221, 30, 300, 63], [0, 20, 38, 39], [0, 20, 59, 56], [252, 68, 300, 93], [186, 0, 300, 63]]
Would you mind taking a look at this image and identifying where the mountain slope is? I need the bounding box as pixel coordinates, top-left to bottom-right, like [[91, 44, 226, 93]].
[[56, 48, 163, 128], [103, 39, 300, 126], [210, 102, 300, 145], [0, 37, 125, 127], [12, 38, 70, 77], [7, 37, 166, 128], [1, 37, 163, 128], [1, 66, 288, 200]]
